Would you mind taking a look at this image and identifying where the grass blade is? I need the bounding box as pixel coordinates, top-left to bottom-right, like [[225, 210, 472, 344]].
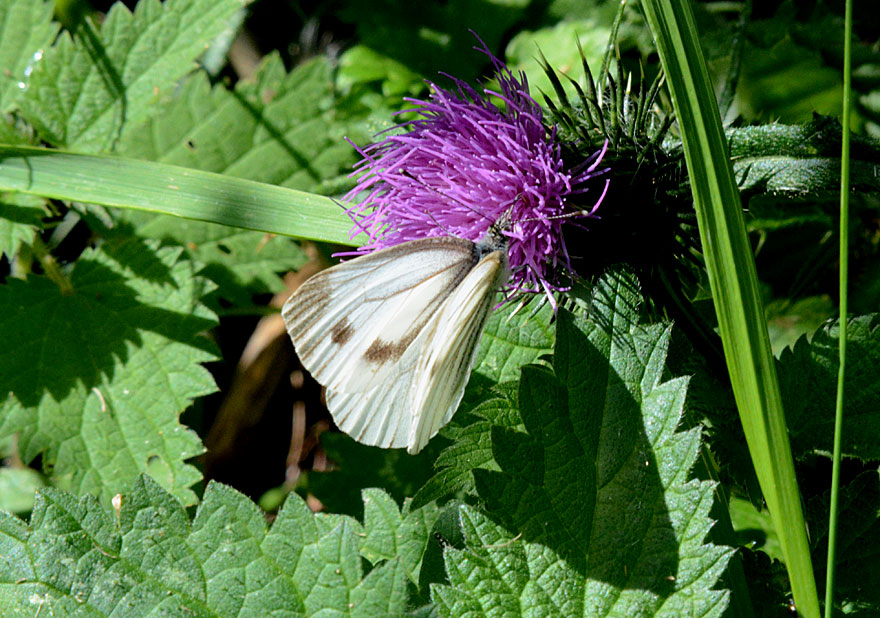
[[0, 145, 355, 244], [825, 1, 853, 615], [638, 2, 820, 616]]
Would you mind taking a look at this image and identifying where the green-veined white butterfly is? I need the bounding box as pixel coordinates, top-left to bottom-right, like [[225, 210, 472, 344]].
[[282, 221, 509, 454]]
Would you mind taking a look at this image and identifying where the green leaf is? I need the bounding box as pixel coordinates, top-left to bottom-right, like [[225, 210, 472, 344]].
[[118, 53, 364, 191], [426, 269, 731, 615], [412, 383, 520, 508], [337, 45, 425, 98], [505, 19, 611, 101], [473, 297, 555, 384], [0, 467, 45, 514], [640, 2, 818, 614], [360, 488, 441, 585], [0, 239, 216, 505], [309, 431, 443, 519], [0, 476, 422, 616], [17, 0, 246, 151], [0, 146, 355, 245], [411, 299, 554, 507], [728, 119, 880, 201], [111, 211, 308, 307], [778, 314, 880, 460], [0, 193, 47, 259], [0, 0, 58, 112]]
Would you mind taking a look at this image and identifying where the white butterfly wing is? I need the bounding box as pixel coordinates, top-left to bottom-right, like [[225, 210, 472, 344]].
[[407, 250, 506, 453], [323, 330, 425, 449], [282, 237, 479, 393], [321, 249, 505, 453]]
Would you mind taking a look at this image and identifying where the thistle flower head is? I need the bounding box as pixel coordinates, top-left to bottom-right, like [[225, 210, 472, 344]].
[[342, 40, 608, 303]]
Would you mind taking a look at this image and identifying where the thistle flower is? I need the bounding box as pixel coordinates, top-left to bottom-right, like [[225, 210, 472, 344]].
[[342, 40, 609, 303]]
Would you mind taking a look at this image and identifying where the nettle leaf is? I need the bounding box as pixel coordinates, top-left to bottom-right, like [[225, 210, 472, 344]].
[[473, 297, 555, 385], [360, 488, 441, 586], [0, 0, 58, 142], [0, 239, 217, 505], [118, 54, 361, 190], [431, 268, 732, 616], [17, 0, 246, 151], [309, 431, 442, 519], [111, 212, 308, 307], [0, 476, 431, 615], [413, 382, 520, 508], [114, 54, 363, 304], [729, 118, 880, 202], [778, 314, 880, 460], [412, 299, 553, 507]]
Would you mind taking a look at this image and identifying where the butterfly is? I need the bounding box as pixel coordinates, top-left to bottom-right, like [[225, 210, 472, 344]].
[[282, 220, 510, 454]]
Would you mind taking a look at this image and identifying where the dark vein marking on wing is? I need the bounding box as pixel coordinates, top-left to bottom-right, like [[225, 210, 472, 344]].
[[331, 319, 354, 345]]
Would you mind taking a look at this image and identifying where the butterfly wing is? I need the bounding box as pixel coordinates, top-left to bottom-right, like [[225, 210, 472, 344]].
[[283, 236, 479, 393], [407, 248, 507, 453], [323, 333, 424, 449], [322, 248, 505, 453]]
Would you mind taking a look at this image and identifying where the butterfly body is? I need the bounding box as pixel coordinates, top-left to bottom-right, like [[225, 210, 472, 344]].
[[283, 225, 509, 454]]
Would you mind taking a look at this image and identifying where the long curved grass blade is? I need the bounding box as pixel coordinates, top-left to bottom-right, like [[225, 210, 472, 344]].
[[0, 145, 355, 244], [638, 2, 820, 616]]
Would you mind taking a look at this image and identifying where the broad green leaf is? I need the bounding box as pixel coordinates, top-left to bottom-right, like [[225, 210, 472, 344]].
[[432, 268, 732, 616], [337, 45, 425, 97], [0, 239, 216, 505], [118, 54, 363, 191], [17, 0, 246, 151], [0, 467, 44, 514], [112, 211, 308, 307], [506, 19, 610, 101], [777, 314, 880, 461], [473, 295, 555, 383], [0, 0, 58, 112], [360, 488, 441, 585], [417, 273, 731, 616], [0, 476, 421, 616], [412, 382, 520, 508]]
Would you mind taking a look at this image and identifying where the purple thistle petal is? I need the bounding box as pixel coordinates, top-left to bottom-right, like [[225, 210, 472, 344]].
[[342, 38, 608, 303]]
